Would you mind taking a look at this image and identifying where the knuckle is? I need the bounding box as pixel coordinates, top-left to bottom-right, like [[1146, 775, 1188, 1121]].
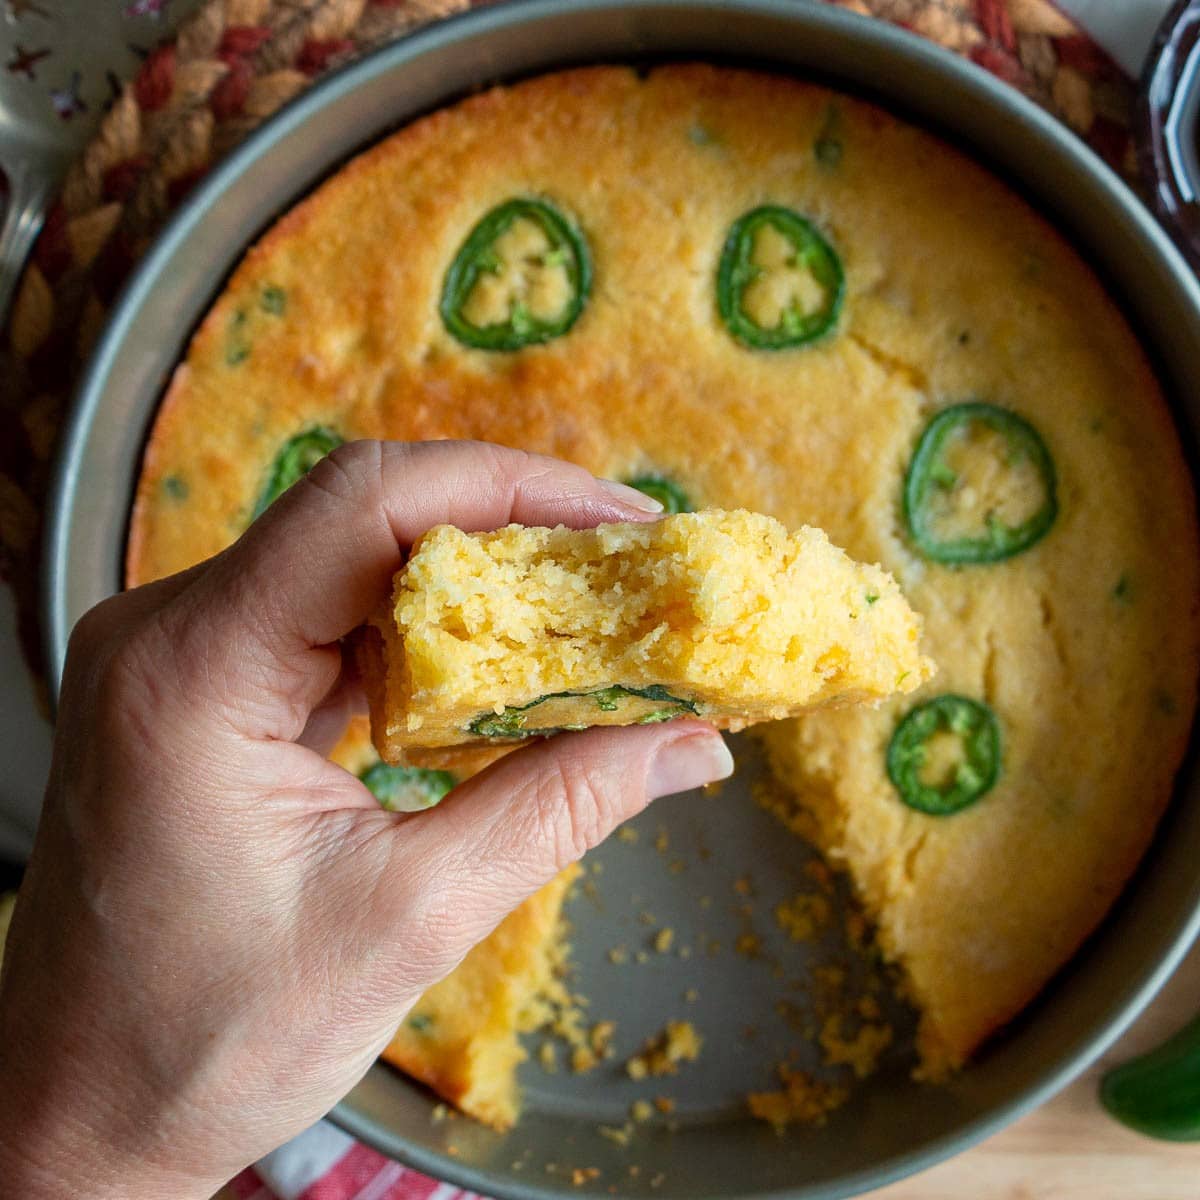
[[66, 592, 127, 658], [535, 751, 618, 868], [304, 439, 384, 501]]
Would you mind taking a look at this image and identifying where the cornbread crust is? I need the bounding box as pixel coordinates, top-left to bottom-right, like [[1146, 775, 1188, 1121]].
[[364, 512, 932, 762], [128, 66, 1199, 1092]]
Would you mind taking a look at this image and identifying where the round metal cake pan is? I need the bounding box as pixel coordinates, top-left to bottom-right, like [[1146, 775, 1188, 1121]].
[[43, 2, 1200, 1198]]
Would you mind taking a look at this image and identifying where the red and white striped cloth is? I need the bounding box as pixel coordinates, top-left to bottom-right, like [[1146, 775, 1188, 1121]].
[[229, 1122, 489, 1200]]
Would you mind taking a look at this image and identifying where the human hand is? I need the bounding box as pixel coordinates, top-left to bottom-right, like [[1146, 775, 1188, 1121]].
[[0, 440, 733, 1200]]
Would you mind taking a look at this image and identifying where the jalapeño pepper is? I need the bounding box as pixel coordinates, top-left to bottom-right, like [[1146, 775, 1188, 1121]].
[[624, 475, 692, 514], [360, 763, 456, 813], [252, 426, 343, 520], [469, 685, 698, 740], [1100, 1012, 1200, 1142], [253, 424, 343, 518], [904, 402, 1057, 564], [717, 205, 844, 349], [440, 198, 591, 351], [887, 694, 1001, 816]]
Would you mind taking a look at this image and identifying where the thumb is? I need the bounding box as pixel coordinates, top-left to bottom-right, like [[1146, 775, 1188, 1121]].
[[383, 721, 733, 978]]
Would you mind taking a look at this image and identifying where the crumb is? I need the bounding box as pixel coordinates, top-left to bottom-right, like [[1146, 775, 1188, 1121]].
[[447, 1145, 460, 1157], [592, 861, 604, 875], [638, 910, 657, 926], [683, 988, 699, 1004], [775, 892, 833, 942], [650, 1172, 666, 1189], [628, 1165, 641, 1178], [705, 938, 722, 957], [607, 945, 629, 965], [654, 1096, 675, 1114], [630, 1099, 654, 1123], [431, 1104, 447, 1123], [819, 1013, 893, 1079], [582, 879, 603, 908], [635, 950, 649, 964], [654, 826, 669, 854], [626, 1021, 702, 1078], [571, 1167, 601, 1186], [735, 933, 762, 958], [617, 826, 639, 844], [591, 1020, 616, 1056], [698, 895, 713, 910], [678, 945, 692, 960], [668, 858, 686, 875], [600, 1123, 633, 1146], [572, 1046, 598, 1072], [540, 1042, 558, 1073], [654, 928, 674, 954], [733, 875, 753, 896], [814, 964, 846, 991], [748, 1066, 850, 1132]]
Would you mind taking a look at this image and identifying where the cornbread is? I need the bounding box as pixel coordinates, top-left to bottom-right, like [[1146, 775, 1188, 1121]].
[[127, 65, 1199, 1116], [362, 511, 932, 763]]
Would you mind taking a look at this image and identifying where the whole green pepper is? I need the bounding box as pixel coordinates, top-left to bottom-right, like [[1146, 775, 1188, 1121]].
[[717, 205, 844, 349], [252, 426, 343, 520], [903, 402, 1057, 565], [1100, 1012, 1200, 1141], [440, 198, 591, 351], [887, 694, 1001, 816]]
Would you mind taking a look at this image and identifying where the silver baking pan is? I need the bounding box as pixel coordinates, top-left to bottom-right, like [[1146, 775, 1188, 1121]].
[[42, 2, 1200, 1197]]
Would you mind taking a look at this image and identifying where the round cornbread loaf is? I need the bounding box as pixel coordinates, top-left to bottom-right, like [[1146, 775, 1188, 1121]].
[[127, 65, 1199, 1085]]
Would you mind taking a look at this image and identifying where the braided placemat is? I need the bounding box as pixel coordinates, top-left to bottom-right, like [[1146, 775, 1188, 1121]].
[[0, 0, 1136, 701]]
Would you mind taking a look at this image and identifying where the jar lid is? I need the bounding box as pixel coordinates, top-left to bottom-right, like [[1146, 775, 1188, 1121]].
[[1139, 0, 1200, 271]]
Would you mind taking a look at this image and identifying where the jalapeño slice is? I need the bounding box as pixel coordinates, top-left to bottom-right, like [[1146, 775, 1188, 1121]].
[[904, 403, 1057, 564], [469, 685, 698, 740], [440, 198, 591, 351], [252, 426, 342, 520], [717, 205, 844, 349], [360, 763, 456, 813], [625, 475, 692, 514], [887, 694, 1001, 816]]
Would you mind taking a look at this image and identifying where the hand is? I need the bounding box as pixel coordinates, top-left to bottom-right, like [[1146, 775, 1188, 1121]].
[[0, 441, 733, 1200]]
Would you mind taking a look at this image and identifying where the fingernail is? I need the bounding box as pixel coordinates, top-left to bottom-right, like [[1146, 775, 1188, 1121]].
[[597, 478, 664, 514], [647, 732, 735, 799]]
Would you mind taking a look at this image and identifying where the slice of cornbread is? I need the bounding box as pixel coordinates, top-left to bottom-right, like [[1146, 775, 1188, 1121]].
[[362, 510, 933, 764]]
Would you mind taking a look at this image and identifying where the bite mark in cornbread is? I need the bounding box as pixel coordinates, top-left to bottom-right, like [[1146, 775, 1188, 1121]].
[[361, 510, 933, 763]]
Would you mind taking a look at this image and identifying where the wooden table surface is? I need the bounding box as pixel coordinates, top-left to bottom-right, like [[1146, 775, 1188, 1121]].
[[216, 938, 1199, 1200]]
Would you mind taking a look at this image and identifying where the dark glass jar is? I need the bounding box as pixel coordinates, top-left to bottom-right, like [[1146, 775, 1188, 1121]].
[[1139, 0, 1200, 272]]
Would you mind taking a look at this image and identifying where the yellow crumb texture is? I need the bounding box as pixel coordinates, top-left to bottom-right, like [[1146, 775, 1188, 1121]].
[[626, 1021, 703, 1079], [747, 1067, 851, 1131], [365, 510, 932, 762]]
